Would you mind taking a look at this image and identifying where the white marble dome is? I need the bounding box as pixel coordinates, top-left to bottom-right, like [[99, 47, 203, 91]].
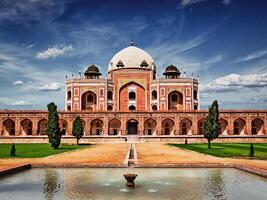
[[108, 45, 156, 72]]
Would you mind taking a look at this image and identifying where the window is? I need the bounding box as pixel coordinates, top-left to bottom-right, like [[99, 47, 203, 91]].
[[129, 105, 136, 111], [171, 94, 178, 102], [194, 90, 198, 100], [152, 105, 157, 111], [107, 105, 113, 111], [67, 105, 71, 111], [67, 91, 71, 100], [129, 91, 136, 100], [152, 90, 157, 100], [87, 94, 93, 102], [107, 91, 113, 100], [161, 88, 165, 96], [100, 89, 104, 96]]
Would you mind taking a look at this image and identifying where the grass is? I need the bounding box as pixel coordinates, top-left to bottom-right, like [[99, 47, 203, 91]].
[[169, 143, 267, 159], [0, 143, 91, 158]]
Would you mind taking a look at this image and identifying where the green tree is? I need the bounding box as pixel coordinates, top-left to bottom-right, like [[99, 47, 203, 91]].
[[47, 102, 61, 149], [203, 100, 220, 149], [10, 143, 16, 156], [72, 116, 84, 145]]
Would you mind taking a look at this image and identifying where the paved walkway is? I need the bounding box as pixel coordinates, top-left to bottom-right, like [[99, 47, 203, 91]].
[[0, 143, 129, 170], [136, 143, 267, 171], [1, 143, 267, 176]]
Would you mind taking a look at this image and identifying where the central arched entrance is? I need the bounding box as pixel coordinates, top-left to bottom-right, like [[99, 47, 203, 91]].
[[127, 119, 138, 135]]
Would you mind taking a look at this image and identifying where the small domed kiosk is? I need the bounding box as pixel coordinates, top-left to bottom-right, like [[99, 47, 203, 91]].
[[84, 65, 102, 79], [163, 64, 181, 79]]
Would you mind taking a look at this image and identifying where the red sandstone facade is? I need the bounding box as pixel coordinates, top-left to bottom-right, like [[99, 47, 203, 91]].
[[0, 43, 266, 141]]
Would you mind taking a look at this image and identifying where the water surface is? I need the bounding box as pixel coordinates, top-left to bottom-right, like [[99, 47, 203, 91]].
[[0, 168, 266, 200]]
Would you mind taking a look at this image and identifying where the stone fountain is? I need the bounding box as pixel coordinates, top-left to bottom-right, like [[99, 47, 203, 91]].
[[123, 174, 138, 187]]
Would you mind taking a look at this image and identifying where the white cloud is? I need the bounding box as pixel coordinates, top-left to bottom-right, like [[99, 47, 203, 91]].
[[13, 80, 23, 85], [36, 45, 73, 59], [232, 49, 267, 63], [202, 73, 267, 92], [10, 100, 33, 106], [35, 82, 62, 91]]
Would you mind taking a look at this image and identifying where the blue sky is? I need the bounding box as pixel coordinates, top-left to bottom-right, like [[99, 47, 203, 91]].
[[0, 0, 267, 110]]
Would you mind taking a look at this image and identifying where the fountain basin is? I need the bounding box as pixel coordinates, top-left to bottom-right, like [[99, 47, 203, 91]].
[[123, 173, 138, 187]]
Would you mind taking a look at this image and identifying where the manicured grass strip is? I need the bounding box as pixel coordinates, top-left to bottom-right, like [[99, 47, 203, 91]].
[[169, 143, 267, 158], [0, 144, 91, 158]]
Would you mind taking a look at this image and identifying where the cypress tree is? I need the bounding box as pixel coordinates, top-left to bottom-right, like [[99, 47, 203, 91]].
[[203, 100, 220, 149], [47, 102, 61, 149], [10, 143, 16, 156], [249, 143, 254, 157], [72, 116, 84, 145]]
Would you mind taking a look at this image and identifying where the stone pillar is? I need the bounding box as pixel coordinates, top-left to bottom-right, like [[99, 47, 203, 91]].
[[103, 116, 108, 135], [174, 116, 180, 135], [247, 116, 251, 135], [67, 119, 73, 136], [15, 117, 20, 136], [192, 116, 197, 135], [156, 116, 162, 135], [228, 116, 233, 135], [0, 116, 3, 135], [32, 118, 38, 136], [85, 118, 90, 136]]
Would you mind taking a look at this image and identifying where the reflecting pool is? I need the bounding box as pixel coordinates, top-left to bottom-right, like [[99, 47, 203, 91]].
[[0, 168, 266, 200]]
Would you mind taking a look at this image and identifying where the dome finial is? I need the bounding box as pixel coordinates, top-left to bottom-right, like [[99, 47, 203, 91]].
[[130, 39, 134, 46]]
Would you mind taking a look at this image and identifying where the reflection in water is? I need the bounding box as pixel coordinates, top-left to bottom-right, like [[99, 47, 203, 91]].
[[202, 170, 226, 200], [42, 169, 60, 200], [0, 168, 266, 200]]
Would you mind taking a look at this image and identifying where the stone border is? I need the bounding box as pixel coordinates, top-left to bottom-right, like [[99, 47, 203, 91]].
[[1, 163, 266, 179], [0, 163, 31, 177]]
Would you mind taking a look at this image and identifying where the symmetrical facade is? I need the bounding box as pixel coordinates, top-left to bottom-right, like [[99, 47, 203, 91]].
[[0, 42, 266, 142]]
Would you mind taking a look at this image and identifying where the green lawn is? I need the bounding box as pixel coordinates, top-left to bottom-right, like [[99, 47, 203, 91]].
[[169, 143, 267, 159], [0, 143, 91, 158]]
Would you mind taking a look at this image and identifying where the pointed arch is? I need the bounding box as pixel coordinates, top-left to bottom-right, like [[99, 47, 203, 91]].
[[144, 118, 157, 135], [37, 119, 47, 135], [233, 118, 246, 135], [81, 91, 97, 111], [20, 118, 33, 135], [59, 119, 68, 135], [220, 118, 228, 135], [251, 118, 264, 135], [197, 118, 204, 135], [126, 118, 139, 135], [108, 118, 121, 135], [180, 118, 192, 135], [168, 90, 183, 111], [162, 118, 174, 135], [2, 119, 15, 136], [119, 81, 145, 111], [90, 118, 103, 135]]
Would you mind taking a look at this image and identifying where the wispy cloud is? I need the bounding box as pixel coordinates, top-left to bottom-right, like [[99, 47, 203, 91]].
[[180, 0, 206, 7], [232, 49, 267, 63], [222, 0, 231, 5], [179, 0, 231, 7], [36, 45, 73, 59]]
